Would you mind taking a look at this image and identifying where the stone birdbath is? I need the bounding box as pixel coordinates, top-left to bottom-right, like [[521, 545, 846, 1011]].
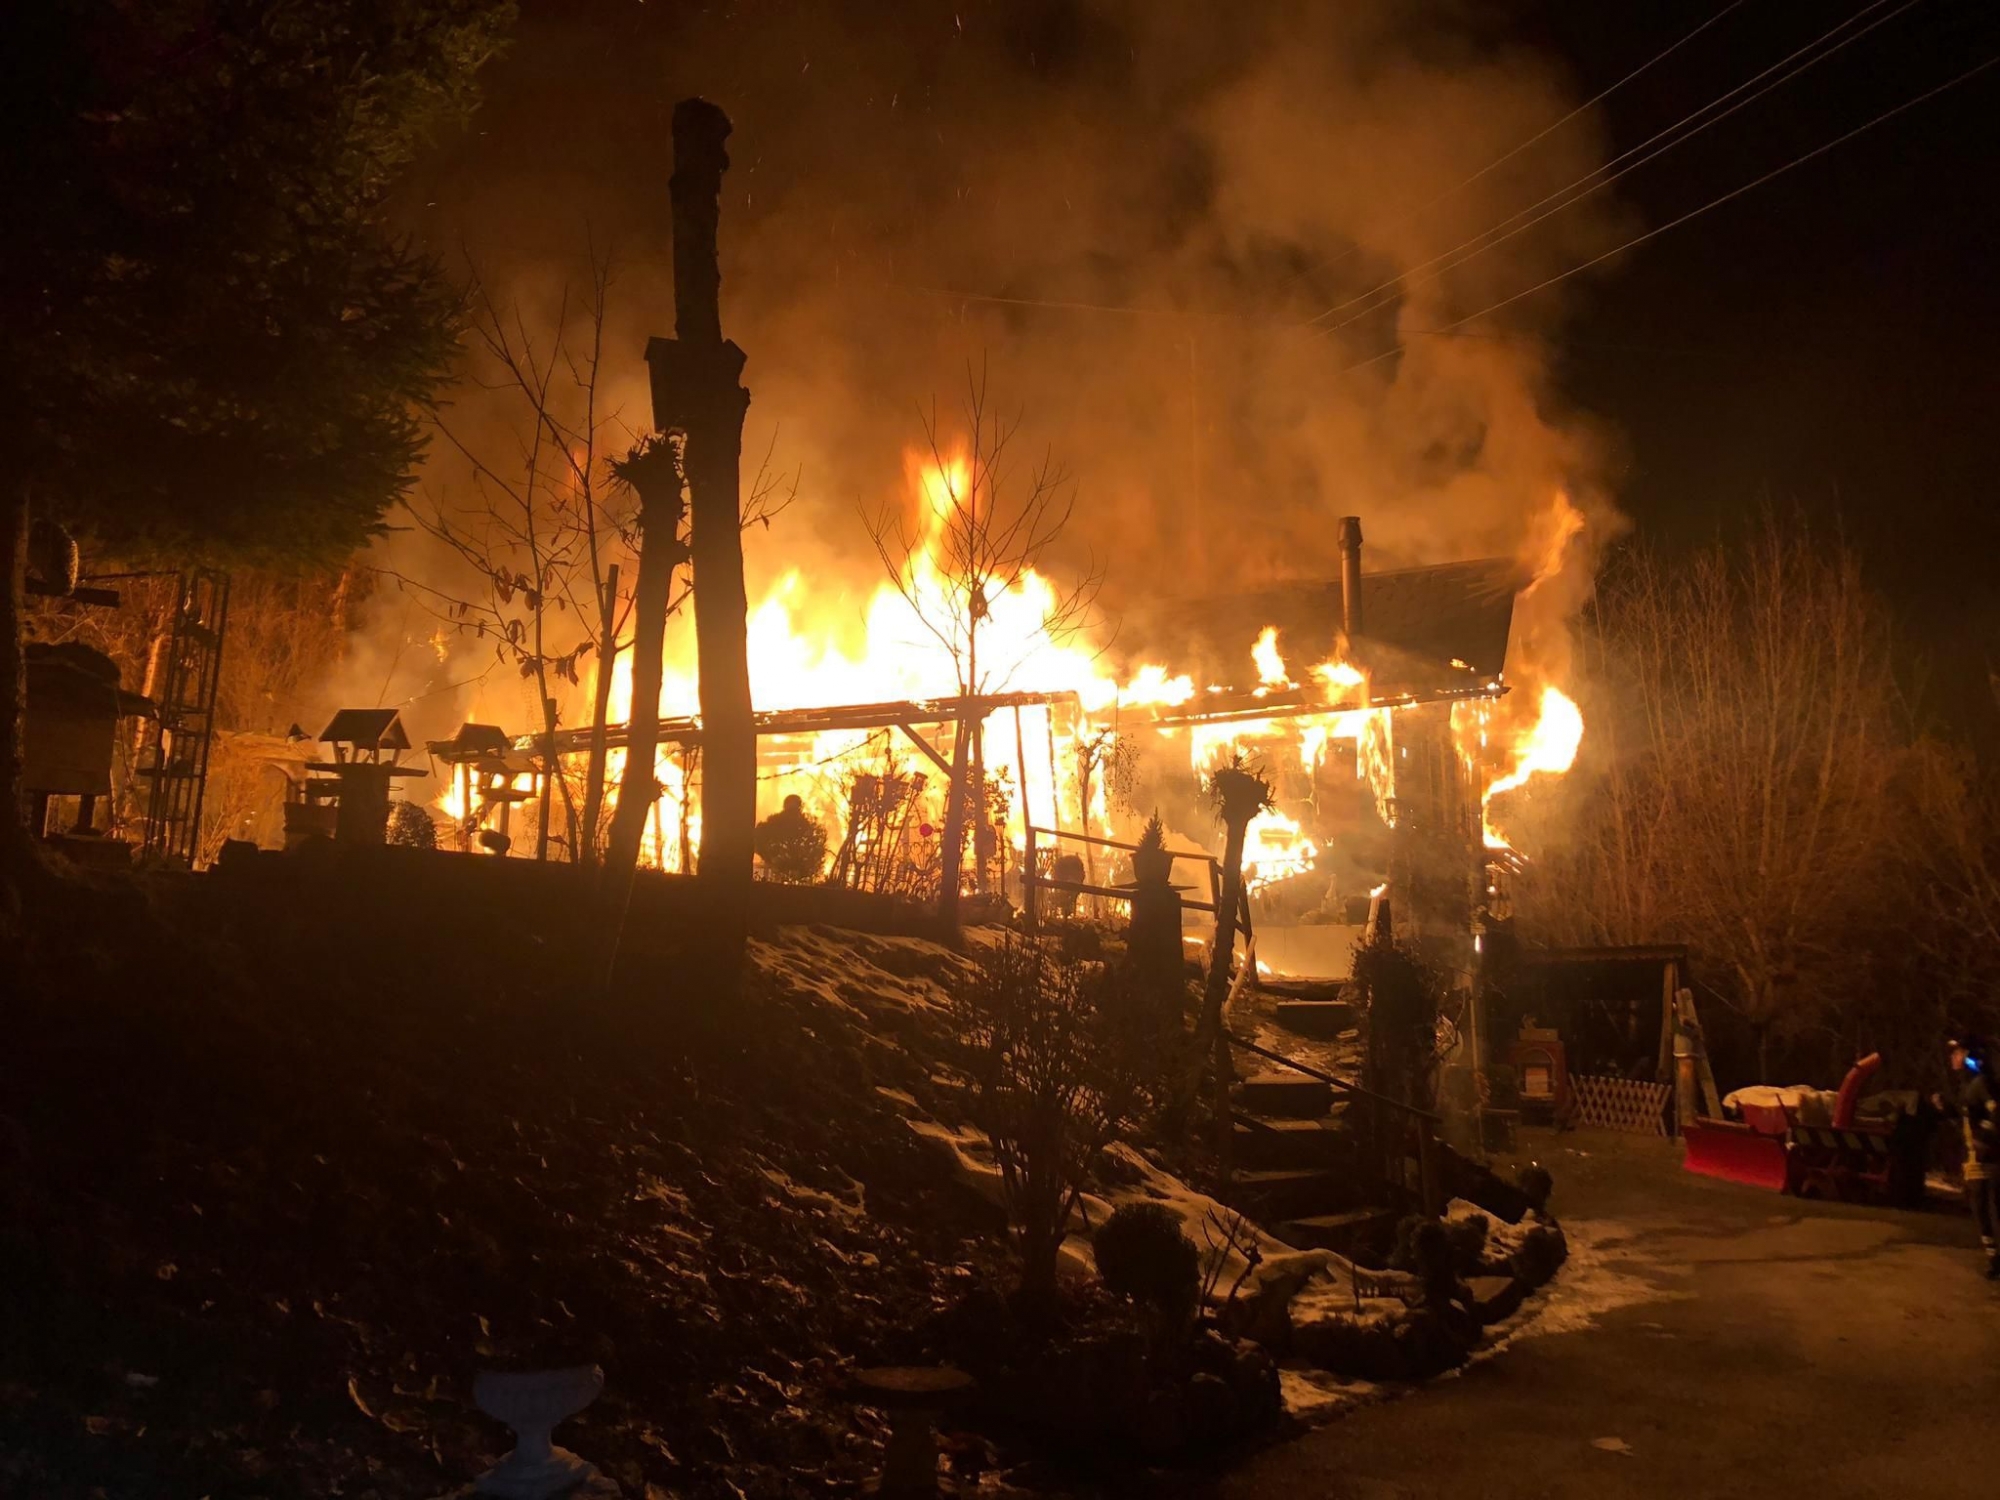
[[472, 1364, 604, 1499], [851, 1365, 976, 1497]]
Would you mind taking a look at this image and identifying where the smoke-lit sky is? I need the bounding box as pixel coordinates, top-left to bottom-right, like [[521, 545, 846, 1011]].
[[400, 1, 1621, 594], [389, 0, 2000, 734]]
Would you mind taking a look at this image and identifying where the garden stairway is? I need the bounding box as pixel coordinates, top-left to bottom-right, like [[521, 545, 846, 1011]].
[[1226, 1065, 1400, 1260], [1221, 982, 1536, 1257], [1257, 975, 1356, 1042]]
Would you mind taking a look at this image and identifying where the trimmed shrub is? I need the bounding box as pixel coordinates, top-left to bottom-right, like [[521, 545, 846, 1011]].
[[1094, 1202, 1200, 1318]]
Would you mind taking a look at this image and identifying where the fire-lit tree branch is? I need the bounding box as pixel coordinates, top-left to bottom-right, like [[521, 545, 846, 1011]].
[[401, 254, 637, 861], [862, 365, 1102, 934]]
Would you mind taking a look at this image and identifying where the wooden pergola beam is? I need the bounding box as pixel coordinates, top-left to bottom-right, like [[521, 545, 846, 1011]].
[[895, 723, 952, 777]]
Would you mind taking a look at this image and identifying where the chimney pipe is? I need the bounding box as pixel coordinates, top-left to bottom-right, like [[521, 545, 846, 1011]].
[[1337, 515, 1364, 642]]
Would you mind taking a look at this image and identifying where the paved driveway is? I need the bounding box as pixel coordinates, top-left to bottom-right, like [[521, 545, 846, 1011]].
[[1222, 1130, 2000, 1500]]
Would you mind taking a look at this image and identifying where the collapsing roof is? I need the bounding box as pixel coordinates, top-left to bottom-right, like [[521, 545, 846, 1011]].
[[1121, 557, 1523, 701]]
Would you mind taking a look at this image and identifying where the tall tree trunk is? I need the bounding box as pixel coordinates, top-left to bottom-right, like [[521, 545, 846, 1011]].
[[666, 98, 754, 991], [935, 715, 971, 940], [598, 468, 685, 991], [535, 689, 572, 862], [936, 626, 979, 936], [971, 719, 991, 895], [579, 563, 619, 863], [532, 585, 552, 862]]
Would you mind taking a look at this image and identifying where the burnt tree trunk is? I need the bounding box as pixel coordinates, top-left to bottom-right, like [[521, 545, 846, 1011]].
[[648, 98, 754, 990]]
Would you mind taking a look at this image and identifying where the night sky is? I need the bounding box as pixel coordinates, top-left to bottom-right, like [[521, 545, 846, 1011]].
[[1529, 0, 2000, 725]]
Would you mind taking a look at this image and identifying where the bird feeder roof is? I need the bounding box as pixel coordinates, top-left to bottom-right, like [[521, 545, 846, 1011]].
[[319, 707, 411, 750]]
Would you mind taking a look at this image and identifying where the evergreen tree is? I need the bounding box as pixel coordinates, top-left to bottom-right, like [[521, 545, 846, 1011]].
[[2, 0, 515, 860]]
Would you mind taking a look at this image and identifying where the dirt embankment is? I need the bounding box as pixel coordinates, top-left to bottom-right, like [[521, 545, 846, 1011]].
[[1, 856, 1007, 1499]]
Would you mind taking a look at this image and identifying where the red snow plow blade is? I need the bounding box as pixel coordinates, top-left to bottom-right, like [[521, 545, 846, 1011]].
[[1682, 1117, 1790, 1192]]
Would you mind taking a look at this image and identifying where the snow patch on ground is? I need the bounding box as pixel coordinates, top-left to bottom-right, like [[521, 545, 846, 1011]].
[[1279, 1366, 1386, 1422], [905, 1117, 1006, 1208], [752, 927, 963, 1021], [1288, 1274, 1415, 1332], [1492, 1215, 1691, 1347]]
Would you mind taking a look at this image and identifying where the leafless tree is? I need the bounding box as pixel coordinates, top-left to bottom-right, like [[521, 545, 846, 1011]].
[[952, 933, 1163, 1326], [1514, 518, 1914, 1077], [393, 252, 637, 862], [862, 365, 1100, 934]]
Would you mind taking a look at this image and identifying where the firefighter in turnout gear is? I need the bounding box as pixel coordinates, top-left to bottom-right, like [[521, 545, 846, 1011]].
[[1935, 1034, 1999, 1278]]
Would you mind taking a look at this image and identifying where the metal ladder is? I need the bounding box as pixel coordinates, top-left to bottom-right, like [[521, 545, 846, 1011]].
[[139, 568, 231, 865]]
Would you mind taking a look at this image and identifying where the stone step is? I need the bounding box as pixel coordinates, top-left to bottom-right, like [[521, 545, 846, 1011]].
[[1226, 1167, 1349, 1222], [1273, 999, 1356, 1039], [1279, 1208, 1401, 1258], [1233, 1072, 1335, 1119], [1233, 1113, 1354, 1171]]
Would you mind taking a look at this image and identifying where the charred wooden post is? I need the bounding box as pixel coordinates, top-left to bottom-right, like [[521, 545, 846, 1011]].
[[647, 97, 754, 983], [1022, 822, 1039, 930], [1127, 822, 1184, 1032]]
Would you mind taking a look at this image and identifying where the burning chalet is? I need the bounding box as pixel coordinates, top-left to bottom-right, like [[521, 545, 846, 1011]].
[[408, 510, 1564, 986]]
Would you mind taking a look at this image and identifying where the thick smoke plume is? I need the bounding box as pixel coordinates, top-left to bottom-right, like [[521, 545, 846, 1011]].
[[358, 0, 1629, 737]]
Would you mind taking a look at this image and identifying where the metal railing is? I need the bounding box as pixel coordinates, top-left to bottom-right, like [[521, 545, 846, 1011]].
[[1021, 823, 1242, 929], [1226, 1028, 1441, 1214]]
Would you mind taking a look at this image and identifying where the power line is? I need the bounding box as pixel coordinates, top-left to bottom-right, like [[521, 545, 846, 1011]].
[[1335, 49, 2000, 378], [891, 3, 1770, 331], [1282, 0, 1753, 293], [1300, 0, 1924, 338]]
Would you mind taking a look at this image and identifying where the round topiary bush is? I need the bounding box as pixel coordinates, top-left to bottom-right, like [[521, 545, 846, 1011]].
[[1509, 1221, 1568, 1288], [1094, 1202, 1199, 1316], [1518, 1161, 1554, 1214]]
